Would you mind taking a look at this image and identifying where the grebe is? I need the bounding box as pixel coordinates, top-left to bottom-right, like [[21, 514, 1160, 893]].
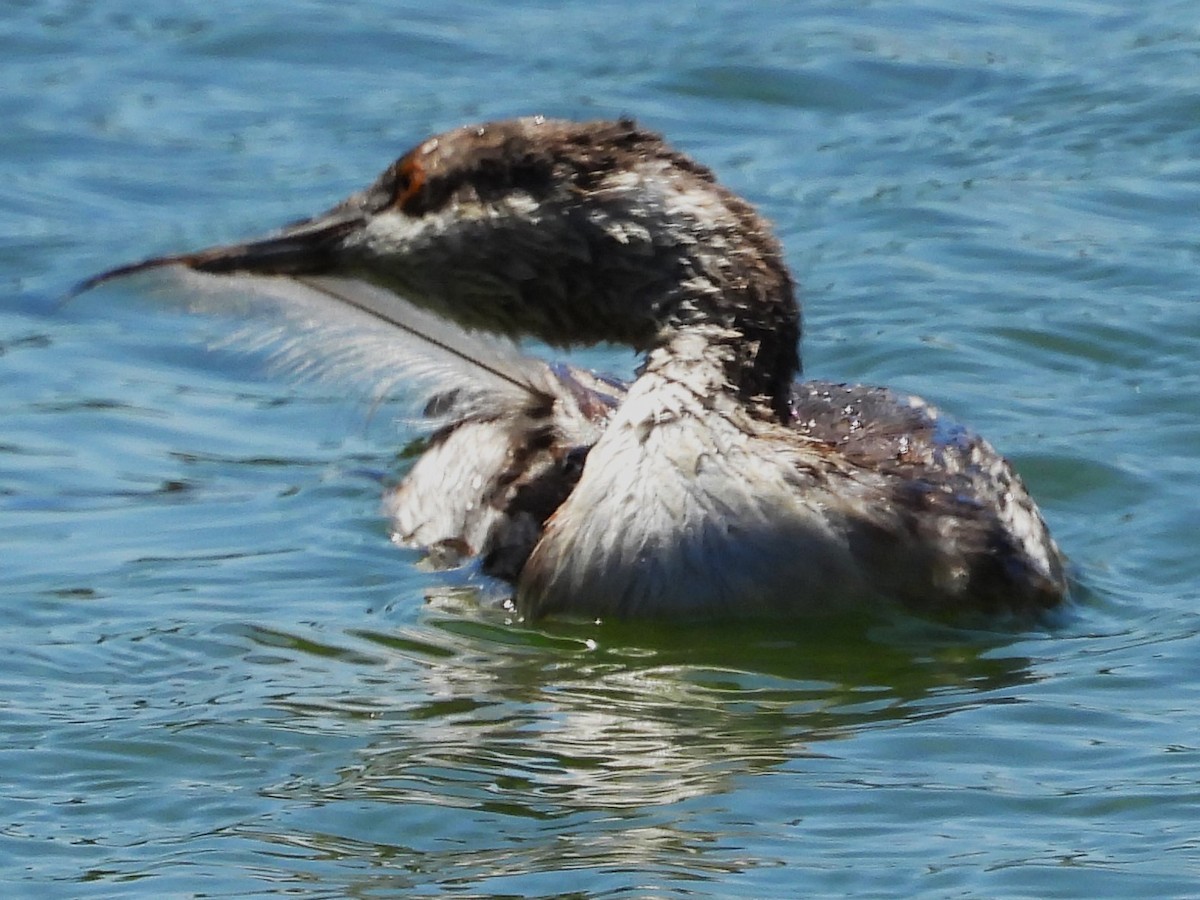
[[76, 117, 1067, 619]]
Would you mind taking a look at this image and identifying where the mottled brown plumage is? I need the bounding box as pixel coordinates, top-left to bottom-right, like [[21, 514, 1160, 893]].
[[77, 116, 1067, 619]]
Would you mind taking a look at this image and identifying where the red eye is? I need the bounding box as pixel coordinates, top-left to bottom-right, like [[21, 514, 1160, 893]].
[[393, 156, 426, 213]]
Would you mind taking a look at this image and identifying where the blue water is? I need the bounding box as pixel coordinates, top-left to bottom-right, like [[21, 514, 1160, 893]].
[[4, 1, 1200, 896]]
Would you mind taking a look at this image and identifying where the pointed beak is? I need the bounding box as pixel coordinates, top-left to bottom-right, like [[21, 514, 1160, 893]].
[[69, 205, 369, 300]]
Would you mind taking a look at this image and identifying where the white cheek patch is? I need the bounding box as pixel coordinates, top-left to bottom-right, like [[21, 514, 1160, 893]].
[[356, 197, 498, 257]]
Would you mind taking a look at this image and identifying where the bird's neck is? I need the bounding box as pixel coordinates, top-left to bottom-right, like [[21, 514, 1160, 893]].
[[628, 165, 802, 421], [649, 257, 801, 423], [641, 312, 799, 424]]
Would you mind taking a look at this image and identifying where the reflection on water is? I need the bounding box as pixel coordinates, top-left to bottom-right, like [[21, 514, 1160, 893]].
[[221, 603, 1039, 888]]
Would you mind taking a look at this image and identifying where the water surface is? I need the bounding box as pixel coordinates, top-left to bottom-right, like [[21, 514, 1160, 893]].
[[3, 1, 1199, 896]]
